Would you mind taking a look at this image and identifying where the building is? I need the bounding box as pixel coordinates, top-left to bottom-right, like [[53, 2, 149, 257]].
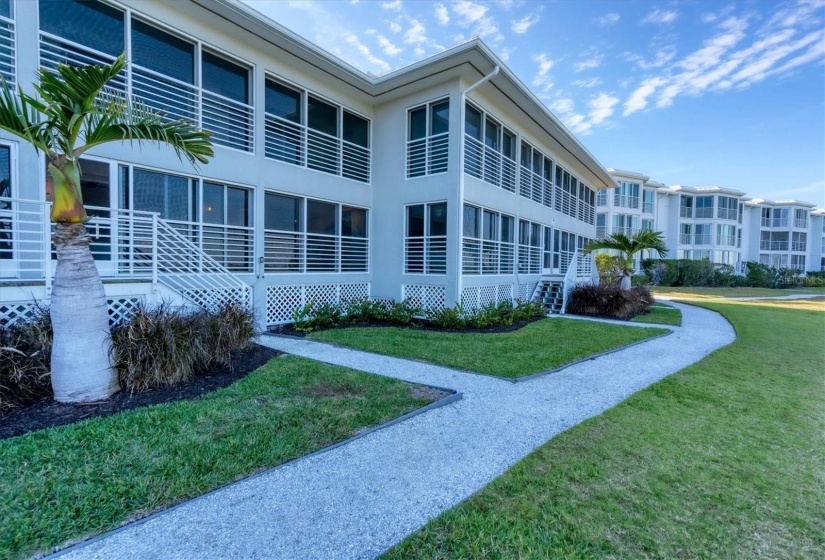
[[743, 198, 819, 271], [0, 0, 613, 327]]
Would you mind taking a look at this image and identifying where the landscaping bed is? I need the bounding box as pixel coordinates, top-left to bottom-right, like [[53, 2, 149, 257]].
[[0, 344, 278, 440], [270, 315, 544, 337]]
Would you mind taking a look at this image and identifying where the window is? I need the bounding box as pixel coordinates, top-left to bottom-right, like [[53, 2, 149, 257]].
[[307, 96, 339, 174], [265, 79, 303, 165], [643, 189, 654, 214], [517, 219, 542, 274], [612, 214, 639, 236], [462, 204, 514, 275], [614, 181, 640, 209], [714, 250, 737, 265], [597, 188, 608, 207], [694, 224, 712, 245], [463, 103, 518, 192], [695, 196, 713, 218], [131, 19, 194, 85], [716, 224, 736, 247], [680, 195, 694, 218], [407, 99, 449, 177], [202, 182, 253, 271], [790, 255, 805, 270], [794, 209, 808, 229], [405, 202, 447, 274], [264, 193, 301, 272], [792, 232, 807, 252], [679, 223, 693, 245], [39, 0, 124, 57], [694, 250, 711, 260], [717, 196, 738, 220], [678, 249, 691, 259], [641, 219, 654, 232], [131, 168, 196, 223], [553, 230, 576, 273], [0, 144, 13, 261], [596, 213, 606, 238], [201, 51, 253, 151]]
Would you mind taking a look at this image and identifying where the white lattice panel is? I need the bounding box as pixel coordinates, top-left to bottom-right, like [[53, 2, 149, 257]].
[[498, 284, 513, 301], [181, 286, 251, 313], [461, 284, 514, 310], [0, 302, 38, 327], [266, 282, 371, 325], [518, 282, 538, 301], [402, 284, 445, 311], [1, 298, 143, 328], [107, 297, 142, 326]]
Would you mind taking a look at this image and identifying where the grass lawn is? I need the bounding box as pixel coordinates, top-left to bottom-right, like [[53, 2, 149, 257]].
[[0, 355, 441, 560], [630, 303, 682, 326], [309, 319, 667, 378], [384, 297, 825, 559], [650, 285, 824, 299]]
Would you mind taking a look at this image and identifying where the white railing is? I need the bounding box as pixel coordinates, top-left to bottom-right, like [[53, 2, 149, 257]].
[[263, 228, 368, 273], [0, 197, 251, 311], [462, 238, 514, 275], [404, 236, 447, 274], [695, 207, 713, 219], [694, 234, 712, 245], [517, 245, 542, 274], [679, 233, 692, 245], [518, 165, 551, 207], [791, 241, 807, 252], [614, 194, 639, 209], [717, 208, 737, 221], [463, 135, 516, 193], [407, 133, 448, 178], [561, 250, 596, 314], [760, 240, 789, 251], [794, 218, 808, 229], [264, 113, 370, 183], [38, 32, 253, 153], [0, 15, 15, 85], [680, 207, 693, 218]]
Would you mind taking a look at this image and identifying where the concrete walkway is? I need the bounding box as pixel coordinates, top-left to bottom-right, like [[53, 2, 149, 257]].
[[55, 302, 735, 560]]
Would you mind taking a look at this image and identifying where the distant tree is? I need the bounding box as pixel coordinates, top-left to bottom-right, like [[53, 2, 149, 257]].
[[585, 231, 668, 290]]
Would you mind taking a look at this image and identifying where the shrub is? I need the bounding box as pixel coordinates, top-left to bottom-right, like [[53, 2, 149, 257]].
[[566, 284, 652, 320], [197, 303, 256, 367], [425, 305, 468, 329], [643, 259, 738, 287], [595, 253, 624, 285], [631, 274, 649, 287], [511, 299, 547, 322], [0, 304, 53, 414]]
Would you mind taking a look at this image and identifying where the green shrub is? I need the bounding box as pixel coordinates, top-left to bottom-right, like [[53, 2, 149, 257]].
[[631, 274, 649, 287], [0, 304, 52, 414], [426, 305, 468, 329], [643, 259, 739, 287], [512, 299, 547, 321], [595, 253, 624, 285], [567, 285, 652, 320]]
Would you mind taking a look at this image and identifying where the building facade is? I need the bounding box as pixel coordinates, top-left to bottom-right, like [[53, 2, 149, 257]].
[[0, 0, 614, 327]]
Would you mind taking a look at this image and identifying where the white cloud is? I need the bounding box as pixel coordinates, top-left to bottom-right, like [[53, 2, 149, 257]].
[[375, 34, 402, 56], [625, 46, 677, 70], [588, 93, 619, 125], [642, 8, 679, 25], [434, 3, 449, 25], [532, 53, 556, 90], [512, 14, 540, 34], [623, 77, 667, 116], [573, 77, 602, 88], [343, 32, 390, 73], [380, 0, 402, 11], [549, 98, 591, 134], [404, 19, 427, 44], [595, 13, 620, 26], [389, 20, 402, 33], [574, 58, 600, 72], [451, 0, 500, 39]]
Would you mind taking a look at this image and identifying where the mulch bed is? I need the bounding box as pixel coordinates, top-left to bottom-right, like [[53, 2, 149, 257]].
[[0, 344, 280, 441], [268, 316, 545, 337]]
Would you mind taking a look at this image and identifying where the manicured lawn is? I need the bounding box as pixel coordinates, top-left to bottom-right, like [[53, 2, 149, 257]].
[[384, 298, 825, 559], [0, 355, 441, 560], [630, 303, 682, 326], [309, 319, 667, 378], [650, 285, 823, 299]]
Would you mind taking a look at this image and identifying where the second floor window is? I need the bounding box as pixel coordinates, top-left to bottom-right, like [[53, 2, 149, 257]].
[[643, 189, 655, 214], [407, 99, 449, 178], [680, 195, 694, 218], [695, 196, 714, 218]]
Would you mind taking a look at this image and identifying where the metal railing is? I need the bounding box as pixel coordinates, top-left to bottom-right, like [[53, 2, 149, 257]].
[[695, 207, 713, 219], [794, 218, 808, 229], [404, 236, 447, 274], [614, 194, 639, 209], [694, 234, 712, 245], [264, 113, 370, 183], [0, 196, 250, 311], [517, 245, 542, 274], [462, 238, 514, 275], [759, 240, 789, 251], [407, 133, 448, 178], [717, 208, 737, 220], [0, 15, 15, 85], [39, 32, 254, 152], [263, 228, 368, 273], [680, 207, 693, 218], [791, 241, 807, 252], [679, 233, 692, 245], [463, 135, 517, 193]]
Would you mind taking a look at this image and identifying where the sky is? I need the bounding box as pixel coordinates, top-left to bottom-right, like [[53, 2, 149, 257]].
[[242, 0, 825, 206]]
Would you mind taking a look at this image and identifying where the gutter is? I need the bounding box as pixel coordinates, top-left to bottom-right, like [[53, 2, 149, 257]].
[[456, 65, 500, 305]]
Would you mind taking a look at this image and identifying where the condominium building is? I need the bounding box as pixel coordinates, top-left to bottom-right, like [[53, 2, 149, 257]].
[[743, 199, 818, 270], [0, 0, 612, 327]]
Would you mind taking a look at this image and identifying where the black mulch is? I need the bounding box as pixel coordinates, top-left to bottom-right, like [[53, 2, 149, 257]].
[[0, 344, 280, 441], [268, 316, 545, 337]]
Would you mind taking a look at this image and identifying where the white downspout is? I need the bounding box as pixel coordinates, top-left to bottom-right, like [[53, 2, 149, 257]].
[[456, 65, 499, 305]]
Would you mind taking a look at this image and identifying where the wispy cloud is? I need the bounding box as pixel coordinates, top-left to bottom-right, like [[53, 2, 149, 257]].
[[372, 32, 402, 56], [404, 19, 428, 44], [434, 3, 449, 25], [574, 58, 600, 72], [344, 32, 390, 73], [624, 46, 677, 70], [588, 93, 620, 125], [595, 13, 620, 26], [573, 77, 603, 88], [451, 0, 501, 41], [532, 53, 556, 90], [512, 14, 540, 34], [549, 93, 619, 135], [623, 77, 667, 116], [643, 8, 679, 25], [380, 0, 402, 11]]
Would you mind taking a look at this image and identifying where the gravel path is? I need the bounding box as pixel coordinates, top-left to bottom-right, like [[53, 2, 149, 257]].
[[53, 302, 734, 560]]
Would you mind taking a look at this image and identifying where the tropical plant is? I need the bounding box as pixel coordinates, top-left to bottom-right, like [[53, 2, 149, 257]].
[[0, 54, 213, 402], [585, 231, 668, 291]]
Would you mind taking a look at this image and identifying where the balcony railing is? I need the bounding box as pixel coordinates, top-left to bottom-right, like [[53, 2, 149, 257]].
[[463, 135, 517, 193], [791, 241, 807, 252], [694, 234, 712, 245], [0, 15, 15, 85], [760, 240, 789, 251], [263, 228, 368, 273], [614, 194, 639, 209], [794, 218, 808, 229], [407, 133, 448, 178], [517, 245, 542, 274], [761, 217, 791, 228], [462, 238, 514, 275], [680, 207, 693, 218], [404, 236, 447, 274], [39, 32, 254, 153], [717, 208, 737, 220], [679, 233, 692, 245]]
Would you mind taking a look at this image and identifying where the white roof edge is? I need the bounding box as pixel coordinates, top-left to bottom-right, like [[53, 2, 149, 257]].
[[743, 197, 818, 208]]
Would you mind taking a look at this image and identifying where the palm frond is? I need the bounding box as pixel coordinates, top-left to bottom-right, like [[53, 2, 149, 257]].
[[0, 79, 54, 156]]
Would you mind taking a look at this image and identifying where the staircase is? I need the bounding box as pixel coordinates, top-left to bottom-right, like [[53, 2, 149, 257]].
[[533, 279, 564, 314]]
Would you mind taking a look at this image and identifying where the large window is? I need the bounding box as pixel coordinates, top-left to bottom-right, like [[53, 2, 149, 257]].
[[792, 232, 807, 252], [679, 223, 693, 245], [263, 192, 368, 273], [405, 202, 447, 274], [762, 207, 790, 228], [462, 204, 514, 275], [464, 103, 517, 192], [596, 213, 606, 238], [695, 196, 714, 218], [680, 195, 693, 218], [517, 219, 542, 274], [597, 188, 608, 207], [794, 209, 808, 229], [642, 189, 655, 214], [716, 224, 736, 247], [694, 223, 712, 245], [40, 0, 124, 58], [614, 181, 639, 209], [407, 99, 449, 177], [612, 214, 639, 236], [717, 196, 738, 220], [553, 230, 576, 273]]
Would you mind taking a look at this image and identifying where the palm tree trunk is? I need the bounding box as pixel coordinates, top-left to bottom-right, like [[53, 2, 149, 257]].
[[49, 224, 118, 402], [620, 271, 632, 291]]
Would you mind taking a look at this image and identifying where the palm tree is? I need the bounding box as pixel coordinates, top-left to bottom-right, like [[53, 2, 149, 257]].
[[0, 54, 213, 402], [585, 230, 668, 290]]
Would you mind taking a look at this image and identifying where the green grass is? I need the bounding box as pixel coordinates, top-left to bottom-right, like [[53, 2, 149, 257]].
[[630, 304, 682, 326], [309, 319, 667, 378], [650, 286, 823, 298], [0, 355, 440, 560], [383, 299, 825, 559]]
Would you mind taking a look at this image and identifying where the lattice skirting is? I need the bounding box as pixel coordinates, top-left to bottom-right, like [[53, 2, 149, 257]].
[[402, 284, 446, 312], [518, 282, 538, 301], [266, 282, 370, 325], [0, 297, 143, 328], [461, 284, 514, 311], [179, 286, 252, 313]]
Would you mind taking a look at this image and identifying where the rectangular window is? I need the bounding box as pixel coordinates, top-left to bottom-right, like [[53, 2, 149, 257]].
[[695, 224, 712, 245], [201, 51, 252, 151], [596, 213, 606, 238], [131, 19, 194, 84], [132, 168, 195, 223], [679, 223, 693, 245], [405, 202, 446, 274], [614, 181, 640, 209], [695, 196, 714, 218], [716, 224, 736, 247], [201, 182, 252, 271], [39, 0, 124, 57], [597, 188, 608, 207], [643, 189, 654, 214], [717, 196, 738, 220], [0, 144, 12, 260], [517, 219, 542, 274], [407, 99, 449, 177], [642, 219, 653, 232], [680, 195, 694, 218], [794, 208, 808, 229]]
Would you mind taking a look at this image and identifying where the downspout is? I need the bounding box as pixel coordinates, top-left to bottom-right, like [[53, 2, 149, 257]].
[[456, 65, 499, 306]]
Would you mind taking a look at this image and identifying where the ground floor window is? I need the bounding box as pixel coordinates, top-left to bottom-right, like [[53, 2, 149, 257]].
[[517, 219, 542, 274], [405, 202, 446, 274], [462, 204, 514, 275]]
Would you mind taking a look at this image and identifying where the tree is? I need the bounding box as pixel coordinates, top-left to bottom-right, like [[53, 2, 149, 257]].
[[0, 54, 213, 402], [585, 231, 668, 291]]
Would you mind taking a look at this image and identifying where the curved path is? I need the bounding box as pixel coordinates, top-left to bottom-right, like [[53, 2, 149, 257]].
[[54, 302, 735, 560]]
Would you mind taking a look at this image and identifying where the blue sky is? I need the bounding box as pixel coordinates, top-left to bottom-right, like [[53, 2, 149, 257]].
[[243, 0, 825, 205]]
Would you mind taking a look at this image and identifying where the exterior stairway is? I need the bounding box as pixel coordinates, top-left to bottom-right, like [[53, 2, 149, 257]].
[[533, 279, 565, 315]]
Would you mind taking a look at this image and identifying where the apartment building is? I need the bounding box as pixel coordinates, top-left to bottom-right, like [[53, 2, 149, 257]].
[[0, 0, 613, 327], [743, 199, 819, 271]]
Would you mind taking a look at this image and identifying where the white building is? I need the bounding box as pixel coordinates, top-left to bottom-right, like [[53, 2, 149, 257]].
[[0, 0, 613, 327], [742, 198, 819, 271]]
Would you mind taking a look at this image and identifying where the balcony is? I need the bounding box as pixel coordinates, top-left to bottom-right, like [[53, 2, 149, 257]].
[[464, 135, 516, 193], [263, 229, 368, 273], [462, 238, 515, 275], [407, 133, 448, 178], [404, 236, 447, 274], [760, 240, 789, 251], [0, 13, 15, 85]]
